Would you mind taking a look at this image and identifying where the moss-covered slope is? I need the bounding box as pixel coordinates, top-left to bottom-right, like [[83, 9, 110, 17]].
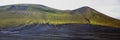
[[0, 4, 120, 28]]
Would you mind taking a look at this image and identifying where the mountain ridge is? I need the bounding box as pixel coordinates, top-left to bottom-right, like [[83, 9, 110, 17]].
[[0, 4, 120, 28]]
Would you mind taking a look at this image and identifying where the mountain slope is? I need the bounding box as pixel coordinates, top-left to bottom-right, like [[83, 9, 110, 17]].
[[0, 4, 120, 28], [71, 6, 120, 28]]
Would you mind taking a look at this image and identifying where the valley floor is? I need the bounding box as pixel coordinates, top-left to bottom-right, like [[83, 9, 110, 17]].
[[0, 24, 120, 40]]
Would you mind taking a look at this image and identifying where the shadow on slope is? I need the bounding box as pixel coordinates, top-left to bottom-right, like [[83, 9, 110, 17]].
[[0, 24, 120, 40]]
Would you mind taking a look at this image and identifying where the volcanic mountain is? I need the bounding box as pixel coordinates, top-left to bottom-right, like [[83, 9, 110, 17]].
[[0, 4, 120, 28]]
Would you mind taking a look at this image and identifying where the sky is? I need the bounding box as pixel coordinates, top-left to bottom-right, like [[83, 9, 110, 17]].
[[0, 0, 120, 19]]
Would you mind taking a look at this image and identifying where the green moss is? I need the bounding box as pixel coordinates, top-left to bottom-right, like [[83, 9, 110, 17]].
[[0, 4, 120, 28]]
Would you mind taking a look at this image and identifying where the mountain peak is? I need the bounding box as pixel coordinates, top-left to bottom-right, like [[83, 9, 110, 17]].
[[0, 4, 61, 13], [80, 6, 91, 9], [7, 4, 47, 7], [71, 6, 94, 14], [15, 4, 47, 8], [6, 4, 48, 10], [75, 6, 93, 11]]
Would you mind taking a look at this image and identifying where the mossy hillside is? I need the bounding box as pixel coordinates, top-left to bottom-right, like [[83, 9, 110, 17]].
[[0, 11, 88, 28], [0, 4, 120, 28]]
